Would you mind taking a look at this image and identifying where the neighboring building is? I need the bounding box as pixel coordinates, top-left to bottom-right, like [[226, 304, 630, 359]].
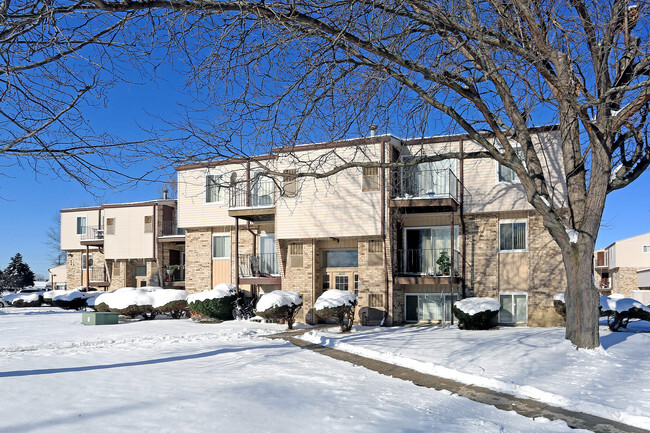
[[176, 126, 568, 326], [594, 232, 650, 298], [48, 264, 67, 290], [60, 199, 185, 291]]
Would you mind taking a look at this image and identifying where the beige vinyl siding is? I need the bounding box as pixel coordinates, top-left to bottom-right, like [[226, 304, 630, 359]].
[[103, 206, 155, 259], [177, 165, 250, 228], [275, 143, 383, 239], [60, 209, 101, 250], [610, 233, 650, 268]]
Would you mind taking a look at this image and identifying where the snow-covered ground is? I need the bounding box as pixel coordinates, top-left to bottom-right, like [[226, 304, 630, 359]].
[[302, 320, 650, 430], [0, 307, 587, 433]]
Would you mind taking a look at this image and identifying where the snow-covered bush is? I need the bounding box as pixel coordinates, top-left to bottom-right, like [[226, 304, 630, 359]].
[[187, 283, 236, 321], [94, 286, 187, 319], [42, 289, 69, 306], [452, 297, 500, 330], [7, 292, 42, 307], [601, 296, 650, 331], [553, 292, 566, 320], [314, 290, 357, 332], [52, 291, 101, 310], [256, 290, 302, 330]]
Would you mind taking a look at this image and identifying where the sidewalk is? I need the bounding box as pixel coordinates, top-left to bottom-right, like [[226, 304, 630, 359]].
[[268, 330, 648, 433]]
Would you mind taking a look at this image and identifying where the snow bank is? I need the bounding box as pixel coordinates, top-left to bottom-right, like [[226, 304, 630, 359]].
[[314, 290, 356, 310], [53, 290, 100, 302], [94, 286, 186, 309], [600, 295, 650, 313], [187, 283, 235, 304], [553, 292, 565, 302], [256, 290, 301, 313], [454, 297, 500, 315]]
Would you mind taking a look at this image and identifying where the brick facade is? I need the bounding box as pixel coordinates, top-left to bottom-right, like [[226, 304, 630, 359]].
[[610, 267, 639, 298], [184, 228, 213, 293]]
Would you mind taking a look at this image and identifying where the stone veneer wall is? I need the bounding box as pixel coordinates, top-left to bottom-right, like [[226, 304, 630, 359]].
[[65, 249, 104, 290], [610, 267, 640, 298], [185, 228, 213, 293]]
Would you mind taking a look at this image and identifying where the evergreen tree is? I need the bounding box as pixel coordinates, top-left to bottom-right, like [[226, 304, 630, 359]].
[[2, 254, 35, 291]]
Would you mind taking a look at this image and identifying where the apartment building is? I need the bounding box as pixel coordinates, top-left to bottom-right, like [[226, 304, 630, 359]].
[[60, 199, 186, 291], [594, 232, 650, 297], [176, 126, 568, 326]]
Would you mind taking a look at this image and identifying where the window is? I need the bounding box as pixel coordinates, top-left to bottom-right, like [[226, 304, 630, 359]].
[[322, 250, 358, 268], [322, 273, 330, 291], [499, 293, 528, 324], [335, 275, 349, 291], [81, 253, 92, 270], [105, 218, 115, 235], [405, 293, 457, 322], [362, 166, 380, 191], [135, 265, 147, 277], [76, 216, 87, 235], [144, 215, 153, 233], [354, 274, 359, 296], [282, 169, 297, 197], [288, 242, 303, 268], [404, 226, 458, 274], [499, 220, 527, 252], [368, 293, 383, 308], [212, 234, 230, 259], [643, 245, 650, 253], [497, 145, 524, 183], [402, 158, 455, 198], [206, 173, 225, 203], [113, 263, 121, 277], [368, 240, 383, 266]]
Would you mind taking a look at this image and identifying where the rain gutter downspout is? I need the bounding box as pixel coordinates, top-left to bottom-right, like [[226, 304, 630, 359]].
[[381, 138, 389, 326]]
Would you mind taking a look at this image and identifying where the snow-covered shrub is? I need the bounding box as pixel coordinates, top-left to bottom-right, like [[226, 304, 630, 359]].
[[94, 287, 165, 319], [51, 290, 100, 310], [42, 290, 69, 306], [9, 293, 42, 307], [602, 297, 650, 331], [452, 297, 500, 330], [256, 290, 302, 330], [187, 284, 236, 321], [151, 289, 188, 319], [314, 290, 357, 332], [553, 292, 566, 320]]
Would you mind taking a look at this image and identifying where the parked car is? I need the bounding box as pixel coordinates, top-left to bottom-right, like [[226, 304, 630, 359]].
[[0, 296, 10, 307]]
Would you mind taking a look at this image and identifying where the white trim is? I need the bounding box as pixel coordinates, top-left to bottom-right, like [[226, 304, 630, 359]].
[[498, 219, 528, 253], [495, 144, 523, 184], [498, 292, 528, 324], [211, 233, 231, 260]]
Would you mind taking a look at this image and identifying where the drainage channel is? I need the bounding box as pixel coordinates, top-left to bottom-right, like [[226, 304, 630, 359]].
[[267, 332, 647, 433]]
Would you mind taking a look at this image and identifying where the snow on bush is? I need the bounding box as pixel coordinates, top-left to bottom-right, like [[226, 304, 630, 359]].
[[43, 290, 69, 304], [187, 284, 236, 321], [256, 290, 302, 330], [453, 297, 500, 330], [94, 287, 188, 319], [7, 293, 42, 307], [314, 290, 357, 332], [553, 292, 566, 320], [52, 290, 101, 310], [553, 292, 565, 303], [602, 296, 650, 331]]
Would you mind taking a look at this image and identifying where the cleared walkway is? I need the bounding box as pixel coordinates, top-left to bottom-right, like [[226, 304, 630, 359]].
[[268, 331, 648, 433]]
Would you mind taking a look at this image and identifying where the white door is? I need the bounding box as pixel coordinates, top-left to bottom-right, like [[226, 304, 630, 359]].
[[259, 234, 278, 275]]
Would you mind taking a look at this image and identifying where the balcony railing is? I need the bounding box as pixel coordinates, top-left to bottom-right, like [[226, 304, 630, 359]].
[[229, 178, 275, 209], [394, 168, 459, 202], [164, 267, 185, 282], [238, 253, 280, 277], [87, 267, 109, 283], [80, 226, 104, 241], [397, 248, 461, 276], [161, 221, 185, 237]]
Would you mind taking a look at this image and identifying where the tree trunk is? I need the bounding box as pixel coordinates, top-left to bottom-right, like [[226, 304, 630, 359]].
[[563, 240, 600, 349]]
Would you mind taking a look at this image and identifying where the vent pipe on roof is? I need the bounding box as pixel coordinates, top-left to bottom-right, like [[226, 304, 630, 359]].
[[162, 188, 168, 200], [369, 124, 378, 137]]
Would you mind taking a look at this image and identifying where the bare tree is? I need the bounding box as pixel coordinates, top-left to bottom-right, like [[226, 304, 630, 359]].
[[44, 214, 66, 267], [5, 0, 649, 348]]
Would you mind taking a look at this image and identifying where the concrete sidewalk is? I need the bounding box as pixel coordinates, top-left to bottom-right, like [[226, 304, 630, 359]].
[[268, 331, 647, 433]]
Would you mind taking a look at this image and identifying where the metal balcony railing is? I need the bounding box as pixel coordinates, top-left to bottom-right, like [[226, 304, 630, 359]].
[[394, 168, 459, 202], [161, 221, 185, 237], [80, 226, 104, 241], [164, 267, 185, 282], [87, 267, 109, 283], [238, 253, 279, 277], [397, 248, 461, 276], [229, 178, 275, 209]]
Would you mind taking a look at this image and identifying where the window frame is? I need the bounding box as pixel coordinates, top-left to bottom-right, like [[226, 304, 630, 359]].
[[498, 292, 528, 324], [144, 215, 153, 233], [361, 166, 380, 192], [322, 249, 359, 268], [105, 217, 115, 235], [498, 220, 528, 253], [205, 173, 226, 204], [81, 253, 93, 270], [496, 144, 524, 184], [643, 245, 650, 253], [211, 233, 231, 260], [282, 169, 298, 197], [76, 216, 87, 235]]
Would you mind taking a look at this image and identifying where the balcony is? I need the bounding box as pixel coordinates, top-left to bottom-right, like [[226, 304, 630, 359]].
[[163, 266, 185, 288], [159, 221, 186, 242], [228, 178, 275, 221], [80, 226, 104, 246], [86, 267, 110, 287], [394, 248, 462, 285], [390, 168, 460, 212], [238, 253, 281, 285]]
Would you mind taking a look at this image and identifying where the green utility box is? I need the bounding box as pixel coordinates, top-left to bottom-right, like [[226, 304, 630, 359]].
[[82, 312, 119, 326]]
